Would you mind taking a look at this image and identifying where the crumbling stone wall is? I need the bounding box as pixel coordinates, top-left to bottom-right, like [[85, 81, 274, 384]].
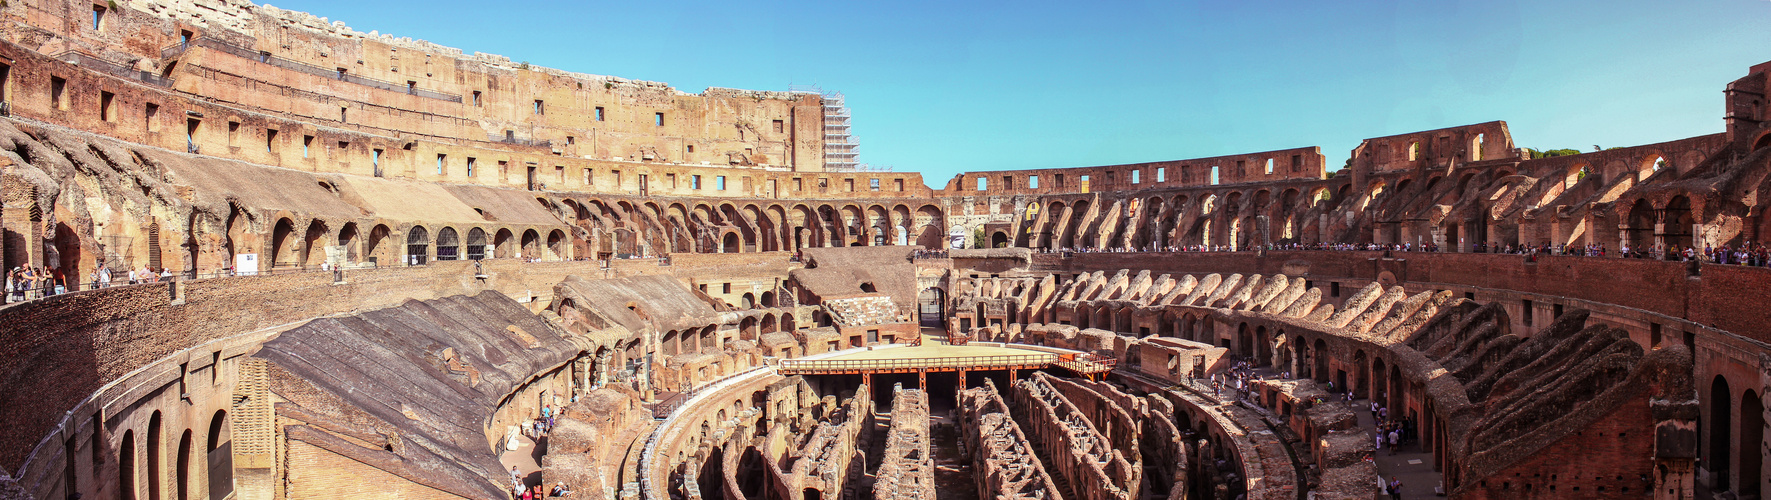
[[957, 379, 1064, 500], [872, 385, 934, 500], [1010, 372, 1140, 500]]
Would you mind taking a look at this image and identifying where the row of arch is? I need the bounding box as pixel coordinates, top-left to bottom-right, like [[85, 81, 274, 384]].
[[259, 218, 570, 269], [101, 410, 230, 500]]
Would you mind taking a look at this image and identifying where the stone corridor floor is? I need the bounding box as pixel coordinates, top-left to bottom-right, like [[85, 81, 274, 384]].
[[499, 433, 547, 496], [1355, 399, 1444, 499]]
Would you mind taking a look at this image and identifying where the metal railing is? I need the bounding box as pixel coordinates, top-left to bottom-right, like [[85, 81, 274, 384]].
[[777, 353, 1062, 373], [162, 37, 463, 102]]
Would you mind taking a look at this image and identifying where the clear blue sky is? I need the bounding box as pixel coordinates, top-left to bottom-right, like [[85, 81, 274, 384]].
[[273, 0, 1771, 188]]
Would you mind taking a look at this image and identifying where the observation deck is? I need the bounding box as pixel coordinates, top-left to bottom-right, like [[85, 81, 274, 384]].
[[777, 340, 1114, 380]]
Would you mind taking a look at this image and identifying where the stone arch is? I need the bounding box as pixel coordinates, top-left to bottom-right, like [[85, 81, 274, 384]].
[[1666, 195, 1696, 250], [175, 429, 192, 500], [547, 229, 567, 260], [301, 219, 328, 268], [206, 410, 229, 500], [435, 227, 460, 261], [338, 222, 359, 263], [405, 226, 429, 266], [1743, 389, 1764, 498], [121, 429, 136, 500], [148, 410, 163, 500], [1711, 375, 1733, 491], [466, 228, 488, 260], [494, 228, 515, 258], [365, 224, 392, 266], [521, 229, 541, 259], [1640, 153, 1670, 182], [269, 218, 297, 269], [723, 232, 741, 253]]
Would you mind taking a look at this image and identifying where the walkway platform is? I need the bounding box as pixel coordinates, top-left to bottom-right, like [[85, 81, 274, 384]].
[[777, 339, 1114, 379]]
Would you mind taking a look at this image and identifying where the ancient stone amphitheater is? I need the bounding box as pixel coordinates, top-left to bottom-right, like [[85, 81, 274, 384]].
[[0, 1, 1766, 500]]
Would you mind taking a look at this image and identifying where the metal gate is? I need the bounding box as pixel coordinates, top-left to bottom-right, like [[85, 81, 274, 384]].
[[918, 288, 944, 327]]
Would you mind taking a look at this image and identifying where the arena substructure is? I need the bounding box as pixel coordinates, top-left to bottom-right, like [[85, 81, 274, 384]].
[[1, 0, 1770, 499]]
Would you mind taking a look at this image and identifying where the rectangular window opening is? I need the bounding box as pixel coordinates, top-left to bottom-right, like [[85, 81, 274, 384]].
[[1522, 299, 1534, 326], [583, 168, 592, 186], [50, 76, 66, 110], [976, 177, 987, 191], [654, 112, 664, 126], [1132, 170, 1141, 184], [98, 91, 115, 122], [265, 129, 278, 153], [471, 91, 482, 107], [1029, 175, 1040, 189], [91, 5, 104, 30], [144, 103, 159, 132], [533, 100, 544, 115], [716, 175, 727, 190], [1156, 167, 1166, 183], [227, 121, 239, 147], [772, 119, 784, 133], [869, 178, 880, 191], [595, 107, 605, 121], [302, 135, 313, 158], [436, 154, 447, 175], [467, 157, 478, 177]]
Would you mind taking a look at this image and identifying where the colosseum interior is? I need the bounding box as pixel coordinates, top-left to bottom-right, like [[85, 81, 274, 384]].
[[0, 1, 1768, 500]]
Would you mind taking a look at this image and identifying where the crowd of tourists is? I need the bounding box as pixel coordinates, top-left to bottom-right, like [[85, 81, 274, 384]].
[[4, 263, 183, 303], [910, 249, 950, 259], [1019, 239, 1771, 268], [507, 401, 572, 499]]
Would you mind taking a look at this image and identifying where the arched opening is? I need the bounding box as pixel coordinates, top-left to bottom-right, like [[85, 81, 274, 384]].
[[760, 314, 777, 334], [990, 231, 1008, 248], [917, 288, 945, 328], [493, 228, 515, 258], [1711, 375, 1733, 491], [1640, 154, 1669, 182], [521, 229, 541, 259], [760, 291, 775, 308], [1666, 196, 1694, 251], [301, 220, 328, 268], [859, 282, 876, 293], [741, 293, 755, 309], [53, 222, 81, 291], [176, 430, 192, 500], [804, 489, 821, 500], [1743, 389, 1764, 498], [1755, 133, 1771, 152], [120, 429, 136, 500], [466, 228, 488, 260], [1627, 200, 1656, 256], [1313, 338, 1330, 383], [1236, 323, 1253, 358], [405, 226, 429, 266], [435, 227, 460, 261], [269, 218, 296, 269], [547, 229, 567, 260], [365, 224, 391, 267], [148, 411, 162, 500], [738, 447, 767, 500], [1254, 326, 1271, 366], [723, 232, 740, 253], [337, 223, 359, 263], [1371, 358, 1388, 402], [781, 314, 796, 332], [206, 410, 231, 500], [696, 446, 726, 500]]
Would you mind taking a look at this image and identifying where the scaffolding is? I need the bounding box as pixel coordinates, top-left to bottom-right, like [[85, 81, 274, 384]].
[[791, 85, 885, 172]]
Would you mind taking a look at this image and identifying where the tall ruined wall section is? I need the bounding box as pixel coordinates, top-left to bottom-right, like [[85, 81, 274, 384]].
[[957, 380, 1064, 500], [873, 386, 933, 500]]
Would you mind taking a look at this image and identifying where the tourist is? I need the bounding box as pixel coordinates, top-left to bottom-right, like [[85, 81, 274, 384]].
[[551, 481, 573, 497], [1388, 476, 1403, 500], [1388, 428, 1400, 454]]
